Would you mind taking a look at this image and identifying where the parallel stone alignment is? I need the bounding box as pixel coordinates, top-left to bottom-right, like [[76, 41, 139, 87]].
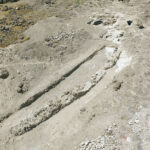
[[10, 70, 106, 136]]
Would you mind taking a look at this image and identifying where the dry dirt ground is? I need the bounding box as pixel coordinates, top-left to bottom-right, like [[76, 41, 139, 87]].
[[0, 0, 150, 149]]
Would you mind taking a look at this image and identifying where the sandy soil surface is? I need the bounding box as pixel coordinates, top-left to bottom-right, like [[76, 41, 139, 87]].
[[0, 0, 150, 149]]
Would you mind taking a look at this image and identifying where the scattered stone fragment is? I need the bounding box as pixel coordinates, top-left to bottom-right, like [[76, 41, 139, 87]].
[[112, 80, 122, 91], [104, 60, 116, 70], [17, 82, 28, 94], [15, 6, 20, 10], [0, 25, 10, 31], [88, 113, 96, 121], [0, 68, 9, 79], [135, 19, 144, 29], [80, 107, 86, 113], [19, 35, 24, 40], [127, 20, 133, 26], [106, 126, 113, 135], [93, 19, 103, 25], [139, 25, 144, 29]]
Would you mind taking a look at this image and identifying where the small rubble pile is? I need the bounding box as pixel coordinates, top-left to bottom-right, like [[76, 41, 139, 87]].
[[103, 29, 124, 44], [44, 29, 90, 57], [87, 13, 117, 26], [45, 31, 76, 47], [128, 108, 150, 139], [77, 124, 121, 150]]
